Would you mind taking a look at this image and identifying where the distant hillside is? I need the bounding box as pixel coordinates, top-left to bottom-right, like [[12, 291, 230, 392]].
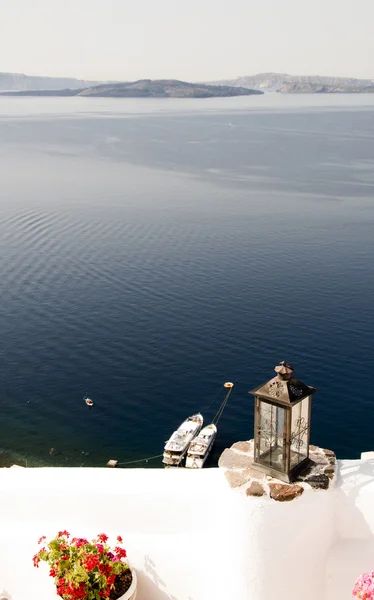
[[208, 73, 374, 93], [1, 79, 263, 98], [277, 81, 374, 94], [0, 72, 101, 91]]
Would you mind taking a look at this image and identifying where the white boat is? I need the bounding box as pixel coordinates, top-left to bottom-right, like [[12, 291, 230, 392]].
[[185, 424, 217, 469], [84, 397, 94, 407], [163, 413, 203, 467]]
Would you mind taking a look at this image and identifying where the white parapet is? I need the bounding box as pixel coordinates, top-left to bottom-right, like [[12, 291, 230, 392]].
[[1, 456, 374, 600], [360, 451, 374, 460]]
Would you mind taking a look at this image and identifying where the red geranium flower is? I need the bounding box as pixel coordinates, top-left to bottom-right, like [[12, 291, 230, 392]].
[[84, 555, 99, 572], [114, 546, 127, 559], [32, 554, 40, 568], [34, 532, 131, 600], [98, 563, 113, 576]]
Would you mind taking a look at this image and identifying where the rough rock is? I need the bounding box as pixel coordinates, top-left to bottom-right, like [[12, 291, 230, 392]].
[[231, 441, 252, 453], [246, 481, 265, 497], [305, 474, 330, 490], [324, 466, 335, 474], [242, 467, 264, 480], [225, 471, 248, 489], [269, 483, 304, 502], [218, 448, 253, 470], [323, 449, 336, 458]]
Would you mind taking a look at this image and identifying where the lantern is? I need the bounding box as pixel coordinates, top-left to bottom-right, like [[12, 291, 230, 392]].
[[249, 361, 316, 482]]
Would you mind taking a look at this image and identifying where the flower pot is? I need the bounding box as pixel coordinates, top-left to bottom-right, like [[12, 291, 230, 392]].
[[54, 567, 137, 600], [120, 567, 137, 600]]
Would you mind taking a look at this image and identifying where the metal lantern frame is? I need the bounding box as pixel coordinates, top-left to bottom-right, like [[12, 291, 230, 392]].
[[249, 362, 316, 483]]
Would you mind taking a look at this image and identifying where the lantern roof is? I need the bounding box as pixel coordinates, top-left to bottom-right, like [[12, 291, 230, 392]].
[[249, 361, 316, 405]]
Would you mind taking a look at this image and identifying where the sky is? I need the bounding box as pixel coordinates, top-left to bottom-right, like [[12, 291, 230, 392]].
[[0, 0, 373, 81]]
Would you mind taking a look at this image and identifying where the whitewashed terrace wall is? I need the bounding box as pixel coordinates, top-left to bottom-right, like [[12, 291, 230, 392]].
[[0, 460, 374, 600]]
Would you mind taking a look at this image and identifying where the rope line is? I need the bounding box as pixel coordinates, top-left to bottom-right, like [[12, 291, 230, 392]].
[[117, 453, 163, 466], [212, 387, 234, 426], [200, 388, 224, 414]]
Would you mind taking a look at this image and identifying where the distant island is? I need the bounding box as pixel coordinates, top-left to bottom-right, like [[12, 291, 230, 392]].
[[0, 79, 263, 99], [2, 71, 374, 96], [208, 72, 374, 94]]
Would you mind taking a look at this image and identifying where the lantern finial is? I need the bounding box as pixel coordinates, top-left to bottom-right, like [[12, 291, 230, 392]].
[[274, 360, 294, 380]]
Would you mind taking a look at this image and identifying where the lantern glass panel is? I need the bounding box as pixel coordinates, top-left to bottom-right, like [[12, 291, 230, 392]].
[[257, 400, 286, 472], [290, 397, 310, 468]]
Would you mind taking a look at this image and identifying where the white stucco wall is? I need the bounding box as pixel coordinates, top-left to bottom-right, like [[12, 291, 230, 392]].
[[0, 460, 374, 600], [326, 458, 374, 600]]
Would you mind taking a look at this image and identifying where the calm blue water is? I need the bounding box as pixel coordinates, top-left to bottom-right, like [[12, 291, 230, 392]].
[[0, 94, 374, 467]]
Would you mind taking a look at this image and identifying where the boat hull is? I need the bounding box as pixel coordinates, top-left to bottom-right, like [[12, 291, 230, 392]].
[[185, 425, 217, 469], [163, 413, 203, 467]]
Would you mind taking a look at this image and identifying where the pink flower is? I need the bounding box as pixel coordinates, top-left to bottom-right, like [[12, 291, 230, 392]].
[[98, 533, 108, 543], [353, 571, 374, 600], [117, 536, 123, 543]]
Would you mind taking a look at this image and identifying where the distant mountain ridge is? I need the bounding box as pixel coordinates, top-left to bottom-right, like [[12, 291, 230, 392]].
[[0, 72, 101, 91], [0, 79, 263, 99], [2, 70, 374, 94], [208, 72, 374, 93]]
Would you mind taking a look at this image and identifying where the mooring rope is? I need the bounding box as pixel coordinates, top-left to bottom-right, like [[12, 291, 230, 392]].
[[212, 387, 234, 426], [116, 453, 163, 466]]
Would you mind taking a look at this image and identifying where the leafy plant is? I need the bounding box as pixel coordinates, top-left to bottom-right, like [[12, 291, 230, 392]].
[[33, 531, 131, 599]]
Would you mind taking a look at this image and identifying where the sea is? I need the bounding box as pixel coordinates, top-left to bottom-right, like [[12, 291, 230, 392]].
[[0, 93, 373, 468]]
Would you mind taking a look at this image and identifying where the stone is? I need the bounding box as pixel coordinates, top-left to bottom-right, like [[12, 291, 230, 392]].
[[305, 474, 330, 490], [107, 460, 118, 467], [269, 483, 304, 502], [218, 448, 253, 470], [309, 445, 319, 452], [246, 481, 265, 497], [328, 457, 336, 465], [231, 441, 252, 453], [324, 466, 335, 474], [225, 471, 248, 489], [323, 449, 336, 458], [242, 467, 265, 480]]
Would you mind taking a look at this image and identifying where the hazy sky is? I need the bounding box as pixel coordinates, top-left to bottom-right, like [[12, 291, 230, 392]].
[[1, 0, 373, 81]]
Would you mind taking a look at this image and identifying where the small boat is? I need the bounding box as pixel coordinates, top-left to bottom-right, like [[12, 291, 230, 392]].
[[84, 397, 94, 407], [163, 413, 203, 467], [185, 424, 217, 469]]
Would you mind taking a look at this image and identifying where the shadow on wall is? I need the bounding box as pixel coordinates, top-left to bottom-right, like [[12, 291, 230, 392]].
[[136, 555, 195, 600], [325, 460, 374, 600]]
